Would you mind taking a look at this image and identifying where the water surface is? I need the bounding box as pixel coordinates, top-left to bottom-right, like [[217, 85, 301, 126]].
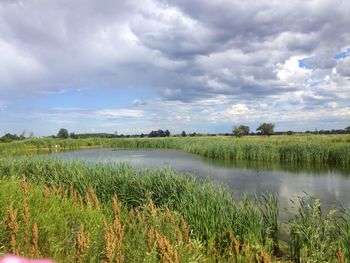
[[50, 148, 350, 218]]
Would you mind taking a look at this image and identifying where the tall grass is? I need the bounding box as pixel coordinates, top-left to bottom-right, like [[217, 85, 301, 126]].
[[1, 134, 350, 167], [0, 177, 215, 262], [0, 159, 273, 262], [289, 196, 349, 262], [0, 157, 349, 261], [0, 158, 275, 248]]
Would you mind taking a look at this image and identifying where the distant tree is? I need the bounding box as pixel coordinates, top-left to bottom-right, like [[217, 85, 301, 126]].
[[346, 126, 350, 134], [286, 130, 294, 135], [57, 128, 69, 139], [256, 123, 274, 136], [181, 131, 187, 137], [0, 133, 19, 143], [70, 132, 77, 139], [19, 130, 26, 140], [158, 130, 166, 137], [148, 129, 170, 137], [140, 133, 144, 138], [233, 125, 250, 137], [148, 130, 157, 137]]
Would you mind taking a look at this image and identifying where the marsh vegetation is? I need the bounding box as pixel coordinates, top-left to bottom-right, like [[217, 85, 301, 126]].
[[0, 135, 350, 262]]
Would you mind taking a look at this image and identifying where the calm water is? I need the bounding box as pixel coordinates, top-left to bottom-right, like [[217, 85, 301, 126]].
[[50, 148, 350, 217]]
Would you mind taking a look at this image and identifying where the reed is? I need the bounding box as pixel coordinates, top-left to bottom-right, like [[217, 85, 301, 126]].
[[289, 196, 340, 262], [0, 177, 207, 262], [31, 223, 39, 258], [0, 158, 350, 261], [75, 224, 90, 262], [155, 230, 179, 263], [1, 134, 350, 167], [6, 203, 19, 254], [22, 177, 31, 254]]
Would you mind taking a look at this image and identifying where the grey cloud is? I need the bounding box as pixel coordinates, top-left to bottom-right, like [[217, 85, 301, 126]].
[[0, 0, 349, 128], [336, 59, 350, 78]]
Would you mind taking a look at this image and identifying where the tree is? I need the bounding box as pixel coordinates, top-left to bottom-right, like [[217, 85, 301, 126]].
[[233, 125, 250, 137], [19, 130, 26, 140], [256, 123, 274, 136], [70, 132, 78, 139], [1, 133, 19, 143], [148, 129, 170, 137], [181, 131, 187, 137], [57, 128, 69, 139], [346, 126, 350, 134]]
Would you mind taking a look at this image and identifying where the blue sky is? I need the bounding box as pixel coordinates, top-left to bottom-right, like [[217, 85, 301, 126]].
[[0, 0, 350, 136]]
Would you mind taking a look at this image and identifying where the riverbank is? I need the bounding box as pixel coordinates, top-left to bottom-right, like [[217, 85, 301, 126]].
[[0, 157, 349, 262], [1, 134, 350, 167]]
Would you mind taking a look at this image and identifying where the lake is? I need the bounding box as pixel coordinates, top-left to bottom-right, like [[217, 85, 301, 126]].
[[50, 148, 350, 218]]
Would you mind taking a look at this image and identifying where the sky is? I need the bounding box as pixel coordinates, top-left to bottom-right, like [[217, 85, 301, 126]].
[[0, 0, 349, 136]]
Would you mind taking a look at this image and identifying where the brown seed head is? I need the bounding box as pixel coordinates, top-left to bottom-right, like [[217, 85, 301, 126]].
[[155, 231, 179, 263], [6, 203, 19, 254], [31, 223, 39, 258], [337, 245, 345, 263]]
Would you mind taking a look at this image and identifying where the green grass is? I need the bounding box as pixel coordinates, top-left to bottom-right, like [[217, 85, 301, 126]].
[[1, 134, 350, 167], [0, 158, 273, 247], [0, 160, 279, 262], [0, 177, 212, 262], [0, 157, 349, 262]]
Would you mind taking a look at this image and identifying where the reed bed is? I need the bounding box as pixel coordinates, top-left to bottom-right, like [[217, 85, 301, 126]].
[[1, 134, 350, 167], [0, 157, 349, 262]]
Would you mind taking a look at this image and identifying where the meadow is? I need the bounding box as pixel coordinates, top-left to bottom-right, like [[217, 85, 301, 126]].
[[0, 135, 350, 262]]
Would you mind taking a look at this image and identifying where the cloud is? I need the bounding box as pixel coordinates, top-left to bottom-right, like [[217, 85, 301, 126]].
[[0, 100, 10, 110], [1, 0, 350, 133], [276, 56, 312, 85], [95, 109, 144, 119]]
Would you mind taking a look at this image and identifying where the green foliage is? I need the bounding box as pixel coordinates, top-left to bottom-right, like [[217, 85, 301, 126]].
[[0, 178, 105, 261], [233, 125, 250, 137], [0, 158, 349, 261], [0, 177, 213, 262], [346, 125, 350, 133], [289, 197, 340, 262], [148, 130, 170, 137], [0, 158, 270, 247], [257, 123, 275, 136], [57, 128, 69, 139], [0, 133, 20, 143], [0, 161, 282, 262], [1, 135, 350, 168]]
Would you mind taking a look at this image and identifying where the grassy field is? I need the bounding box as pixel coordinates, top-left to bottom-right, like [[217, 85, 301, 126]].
[[1, 134, 350, 167], [0, 157, 349, 262]]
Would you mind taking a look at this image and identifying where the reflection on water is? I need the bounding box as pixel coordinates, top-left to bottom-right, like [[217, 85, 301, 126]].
[[207, 157, 350, 176], [49, 148, 350, 218]]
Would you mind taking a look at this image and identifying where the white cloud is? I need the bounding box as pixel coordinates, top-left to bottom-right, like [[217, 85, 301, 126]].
[[1, 0, 350, 133], [276, 56, 312, 85], [95, 109, 144, 119]]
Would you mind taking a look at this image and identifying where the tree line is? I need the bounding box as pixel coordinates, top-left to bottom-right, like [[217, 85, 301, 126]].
[[1, 125, 350, 142]]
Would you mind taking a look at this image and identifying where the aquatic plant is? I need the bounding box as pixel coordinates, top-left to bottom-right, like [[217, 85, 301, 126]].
[[0, 158, 349, 261], [1, 134, 350, 167]]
